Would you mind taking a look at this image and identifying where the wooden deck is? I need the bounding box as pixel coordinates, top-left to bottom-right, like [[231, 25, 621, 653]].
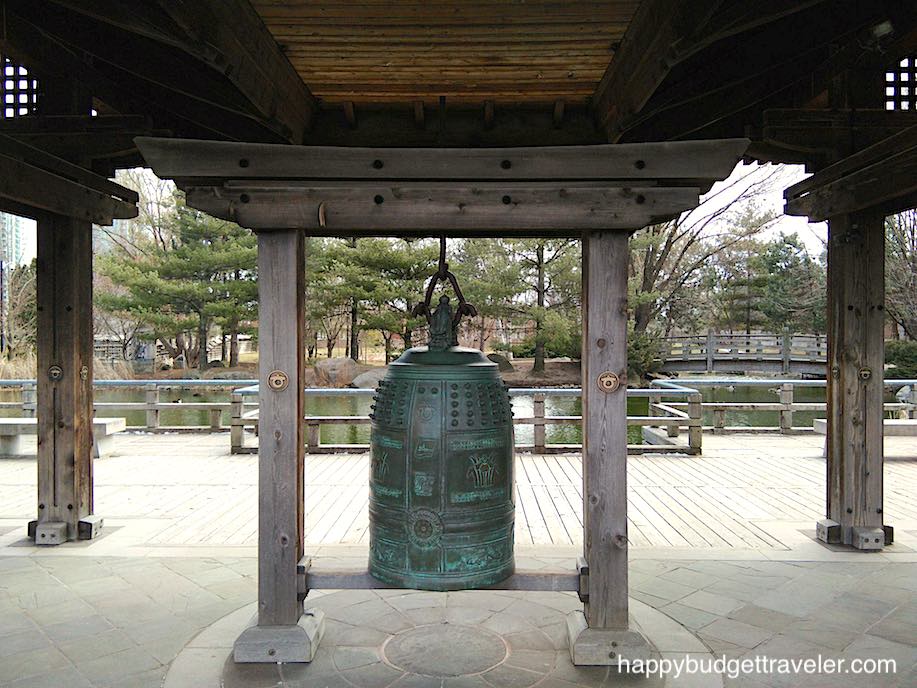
[[1, 433, 915, 551]]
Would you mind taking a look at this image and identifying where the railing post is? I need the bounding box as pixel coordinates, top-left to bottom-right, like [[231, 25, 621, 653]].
[[533, 392, 546, 453], [307, 420, 320, 452], [909, 386, 917, 420], [713, 408, 725, 433], [705, 329, 715, 372], [209, 408, 222, 431], [145, 383, 160, 430], [782, 330, 792, 374], [779, 383, 794, 433], [688, 393, 702, 454], [230, 392, 244, 453], [21, 382, 36, 418]]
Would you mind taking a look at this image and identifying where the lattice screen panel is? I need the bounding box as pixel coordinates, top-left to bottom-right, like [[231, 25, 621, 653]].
[[1, 55, 39, 118], [885, 56, 917, 111]]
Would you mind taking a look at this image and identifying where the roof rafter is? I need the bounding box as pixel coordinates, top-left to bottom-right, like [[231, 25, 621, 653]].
[[45, 0, 316, 143]]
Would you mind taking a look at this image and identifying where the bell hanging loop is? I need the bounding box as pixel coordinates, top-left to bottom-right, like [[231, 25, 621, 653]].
[[412, 236, 477, 351]]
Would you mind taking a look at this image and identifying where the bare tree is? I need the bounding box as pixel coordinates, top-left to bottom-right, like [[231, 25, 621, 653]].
[[886, 210, 917, 339], [629, 164, 788, 335]]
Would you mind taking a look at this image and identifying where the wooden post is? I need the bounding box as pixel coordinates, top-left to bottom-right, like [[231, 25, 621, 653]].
[[705, 329, 715, 372], [145, 383, 160, 430], [779, 383, 794, 433], [713, 408, 726, 433], [21, 383, 36, 418], [29, 213, 100, 544], [307, 421, 320, 452], [533, 393, 547, 452], [817, 211, 891, 550], [688, 393, 703, 452], [230, 392, 244, 453], [567, 231, 649, 666], [234, 229, 325, 662], [781, 330, 792, 374]]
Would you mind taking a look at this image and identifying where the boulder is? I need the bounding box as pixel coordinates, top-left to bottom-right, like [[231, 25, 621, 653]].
[[351, 367, 389, 389], [487, 353, 515, 372], [315, 357, 358, 387]]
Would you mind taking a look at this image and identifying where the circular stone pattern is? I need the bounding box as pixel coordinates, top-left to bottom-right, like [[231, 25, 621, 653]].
[[383, 624, 506, 677]]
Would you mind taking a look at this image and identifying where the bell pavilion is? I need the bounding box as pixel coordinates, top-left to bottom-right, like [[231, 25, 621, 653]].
[[0, 1, 916, 687]]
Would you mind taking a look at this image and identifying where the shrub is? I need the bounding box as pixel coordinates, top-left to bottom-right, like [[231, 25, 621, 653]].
[[886, 340, 917, 379]]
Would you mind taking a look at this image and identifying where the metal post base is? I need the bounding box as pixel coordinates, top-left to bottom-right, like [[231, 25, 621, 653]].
[[233, 609, 326, 663], [565, 610, 651, 666]]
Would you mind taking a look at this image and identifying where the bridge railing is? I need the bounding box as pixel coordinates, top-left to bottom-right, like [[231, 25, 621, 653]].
[[659, 331, 828, 373], [650, 378, 917, 433]]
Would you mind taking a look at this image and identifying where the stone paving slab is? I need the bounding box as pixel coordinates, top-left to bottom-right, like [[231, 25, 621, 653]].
[[0, 555, 915, 687]]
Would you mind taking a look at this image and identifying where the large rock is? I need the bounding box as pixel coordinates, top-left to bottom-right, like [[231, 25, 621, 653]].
[[351, 367, 388, 389], [487, 353, 515, 372], [315, 357, 358, 387]]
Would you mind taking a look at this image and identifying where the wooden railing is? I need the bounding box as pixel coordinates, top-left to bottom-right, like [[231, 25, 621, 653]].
[[0, 379, 257, 432], [229, 385, 704, 456], [658, 331, 828, 375], [650, 378, 917, 433]]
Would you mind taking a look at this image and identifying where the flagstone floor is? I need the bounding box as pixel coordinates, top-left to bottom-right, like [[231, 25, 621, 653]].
[[0, 433, 916, 687]]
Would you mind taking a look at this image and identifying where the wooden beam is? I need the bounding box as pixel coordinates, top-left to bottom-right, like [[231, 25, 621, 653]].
[[819, 211, 890, 549], [785, 125, 917, 220], [581, 230, 630, 628], [307, 568, 579, 592], [48, 0, 317, 142], [136, 137, 749, 183], [592, 0, 724, 141], [0, 151, 137, 224], [761, 108, 917, 156], [185, 182, 700, 234], [0, 134, 138, 202]]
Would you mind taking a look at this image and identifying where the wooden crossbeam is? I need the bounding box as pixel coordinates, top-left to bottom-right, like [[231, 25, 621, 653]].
[[785, 125, 917, 220], [136, 137, 749, 184], [0, 141, 137, 223], [762, 109, 917, 155], [185, 182, 700, 235]]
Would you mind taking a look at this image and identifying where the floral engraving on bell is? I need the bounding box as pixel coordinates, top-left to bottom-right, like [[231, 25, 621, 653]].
[[372, 452, 389, 481], [467, 454, 498, 488], [419, 406, 434, 421], [408, 508, 443, 548]]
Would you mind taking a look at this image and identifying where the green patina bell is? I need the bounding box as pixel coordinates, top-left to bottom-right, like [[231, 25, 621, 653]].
[[368, 262, 515, 590]]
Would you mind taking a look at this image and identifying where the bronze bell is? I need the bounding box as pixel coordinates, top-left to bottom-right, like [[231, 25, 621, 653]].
[[368, 249, 515, 590]]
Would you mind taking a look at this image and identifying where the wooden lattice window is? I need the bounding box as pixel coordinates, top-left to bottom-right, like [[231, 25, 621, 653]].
[[2, 56, 39, 118], [885, 56, 917, 111]]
